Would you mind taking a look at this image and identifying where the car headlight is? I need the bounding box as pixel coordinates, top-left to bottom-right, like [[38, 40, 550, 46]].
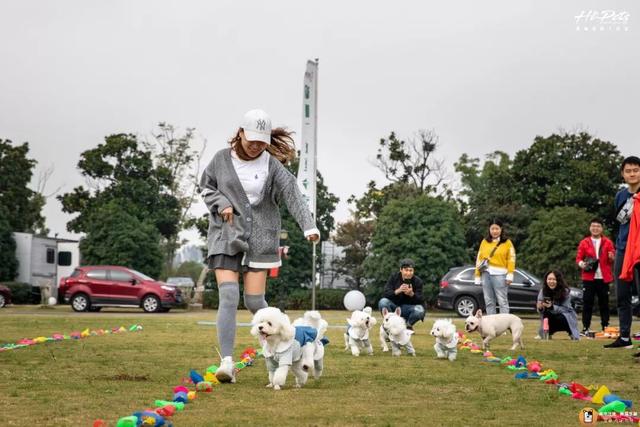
[[161, 285, 175, 292]]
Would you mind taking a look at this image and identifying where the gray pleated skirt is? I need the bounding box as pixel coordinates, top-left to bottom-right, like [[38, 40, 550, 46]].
[[207, 253, 264, 272]]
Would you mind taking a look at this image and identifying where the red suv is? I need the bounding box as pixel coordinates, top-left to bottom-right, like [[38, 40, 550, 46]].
[[59, 266, 182, 313]]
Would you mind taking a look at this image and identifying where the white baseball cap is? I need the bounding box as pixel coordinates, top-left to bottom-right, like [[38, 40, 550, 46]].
[[241, 109, 272, 144]]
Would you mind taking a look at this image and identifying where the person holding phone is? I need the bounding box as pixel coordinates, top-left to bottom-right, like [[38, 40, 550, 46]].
[[378, 258, 425, 330], [536, 270, 580, 340]]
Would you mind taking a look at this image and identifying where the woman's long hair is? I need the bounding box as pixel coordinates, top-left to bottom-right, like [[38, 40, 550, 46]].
[[229, 128, 296, 164], [542, 269, 569, 302]]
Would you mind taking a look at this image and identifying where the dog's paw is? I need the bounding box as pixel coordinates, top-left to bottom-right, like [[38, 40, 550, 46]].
[[294, 383, 301, 388], [410, 352, 416, 357], [382, 347, 389, 352], [266, 383, 273, 388], [273, 384, 281, 391]]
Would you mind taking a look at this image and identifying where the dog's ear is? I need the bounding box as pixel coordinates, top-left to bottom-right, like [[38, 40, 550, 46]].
[[382, 307, 388, 316], [394, 307, 402, 316], [475, 309, 483, 318], [249, 324, 260, 337], [281, 324, 295, 342], [363, 307, 372, 315]]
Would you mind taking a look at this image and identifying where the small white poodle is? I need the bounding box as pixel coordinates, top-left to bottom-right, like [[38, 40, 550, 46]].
[[379, 307, 416, 356], [250, 307, 317, 390], [430, 318, 459, 361], [344, 306, 377, 356], [292, 310, 328, 379]]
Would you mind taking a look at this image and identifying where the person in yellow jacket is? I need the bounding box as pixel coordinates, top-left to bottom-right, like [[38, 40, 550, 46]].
[[474, 219, 517, 314]]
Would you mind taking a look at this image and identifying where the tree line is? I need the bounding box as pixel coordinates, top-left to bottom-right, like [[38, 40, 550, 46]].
[[333, 130, 625, 306], [1, 127, 626, 311]]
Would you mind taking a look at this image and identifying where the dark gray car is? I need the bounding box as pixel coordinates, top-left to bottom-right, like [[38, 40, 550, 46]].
[[437, 265, 583, 317]]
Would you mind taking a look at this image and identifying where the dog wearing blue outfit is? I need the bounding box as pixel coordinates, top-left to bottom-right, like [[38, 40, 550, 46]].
[[251, 307, 318, 390]]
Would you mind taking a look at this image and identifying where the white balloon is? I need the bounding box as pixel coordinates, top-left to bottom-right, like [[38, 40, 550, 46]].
[[48, 297, 57, 306], [343, 290, 366, 312]]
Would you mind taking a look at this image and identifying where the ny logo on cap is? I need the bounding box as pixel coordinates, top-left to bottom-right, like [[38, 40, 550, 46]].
[[256, 119, 267, 131]]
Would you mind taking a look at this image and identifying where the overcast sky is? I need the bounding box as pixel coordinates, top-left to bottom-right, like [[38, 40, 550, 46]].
[[1, 1, 638, 245]]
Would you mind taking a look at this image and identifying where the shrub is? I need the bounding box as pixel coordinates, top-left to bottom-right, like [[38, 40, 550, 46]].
[[202, 287, 348, 310], [0, 282, 40, 304]]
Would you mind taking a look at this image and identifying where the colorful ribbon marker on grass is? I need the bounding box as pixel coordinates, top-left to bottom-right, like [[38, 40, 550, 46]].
[[0, 325, 143, 352]]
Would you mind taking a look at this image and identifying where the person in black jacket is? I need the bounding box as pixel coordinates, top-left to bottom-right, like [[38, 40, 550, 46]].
[[377, 258, 426, 329]]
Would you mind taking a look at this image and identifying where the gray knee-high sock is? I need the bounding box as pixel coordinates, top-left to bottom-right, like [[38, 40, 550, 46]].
[[244, 293, 268, 314], [217, 282, 240, 358]]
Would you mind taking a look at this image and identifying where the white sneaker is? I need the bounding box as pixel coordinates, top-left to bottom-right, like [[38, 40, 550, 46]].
[[215, 356, 236, 383], [534, 334, 541, 340]]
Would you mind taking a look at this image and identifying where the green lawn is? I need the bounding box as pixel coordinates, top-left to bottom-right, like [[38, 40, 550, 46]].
[[0, 306, 639, 426]]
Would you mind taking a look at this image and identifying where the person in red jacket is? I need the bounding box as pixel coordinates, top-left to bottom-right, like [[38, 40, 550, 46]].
[[576, 218, 615, 335]]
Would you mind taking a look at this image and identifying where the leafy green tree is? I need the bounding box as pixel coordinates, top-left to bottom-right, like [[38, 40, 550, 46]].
[[331, 216, 375, 290], [80, 202, 163, 278], [519, 206, 594, 286], [58, 133, 181, 240], [0, 139, 46, 232], [512, 132, 623, 226], [0, 206, 18, 281], [364, 195, 468, 306], [455, 151, 534, 255], [347, 181, 423, 220]]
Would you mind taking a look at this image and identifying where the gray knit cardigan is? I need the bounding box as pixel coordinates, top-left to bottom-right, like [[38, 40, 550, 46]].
[[200, 148, 318, 268]]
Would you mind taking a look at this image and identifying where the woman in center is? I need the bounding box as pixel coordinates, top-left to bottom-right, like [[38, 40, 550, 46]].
[[200, 109, 320, 384], [474, 219, 516, 314]]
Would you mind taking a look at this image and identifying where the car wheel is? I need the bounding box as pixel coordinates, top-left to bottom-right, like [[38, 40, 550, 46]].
[[142, 295, 161, 313], [0, 294, 5, 308], [88, 306, 102, 312], [455, 296, 478, 318], [71, 293, 90, 312]]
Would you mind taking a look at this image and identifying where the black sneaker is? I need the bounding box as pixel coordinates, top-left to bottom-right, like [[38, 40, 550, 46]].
[[603, 337, 634, 349], [407, 325, 414, 331]]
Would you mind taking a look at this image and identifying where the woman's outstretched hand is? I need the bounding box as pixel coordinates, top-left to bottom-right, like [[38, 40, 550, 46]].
[[307, 234, 320, 242]]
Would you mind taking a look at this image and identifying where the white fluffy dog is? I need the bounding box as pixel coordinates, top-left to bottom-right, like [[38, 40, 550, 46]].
[[344, 306, 377, 356], [464, 309, 524, 351], [250, 307, 316, 390], [379, 307, 416, 356], [292, 310, 328, 379], [430, 318, 459, 361]]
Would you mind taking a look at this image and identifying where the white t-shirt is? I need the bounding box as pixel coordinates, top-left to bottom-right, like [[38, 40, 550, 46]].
[[591, 237, 602, 279], [230, 150, 270, 205]]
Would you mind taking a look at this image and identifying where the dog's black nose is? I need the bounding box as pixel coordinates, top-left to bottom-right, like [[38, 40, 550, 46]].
[[258, 326, 263, 331]]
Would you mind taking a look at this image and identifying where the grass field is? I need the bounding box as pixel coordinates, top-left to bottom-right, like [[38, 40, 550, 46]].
[[1, 306, 639, 427]]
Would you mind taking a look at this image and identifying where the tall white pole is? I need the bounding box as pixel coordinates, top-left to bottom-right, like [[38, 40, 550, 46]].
[[297, 58, 319, 310], [311, 58, 319, 310]]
